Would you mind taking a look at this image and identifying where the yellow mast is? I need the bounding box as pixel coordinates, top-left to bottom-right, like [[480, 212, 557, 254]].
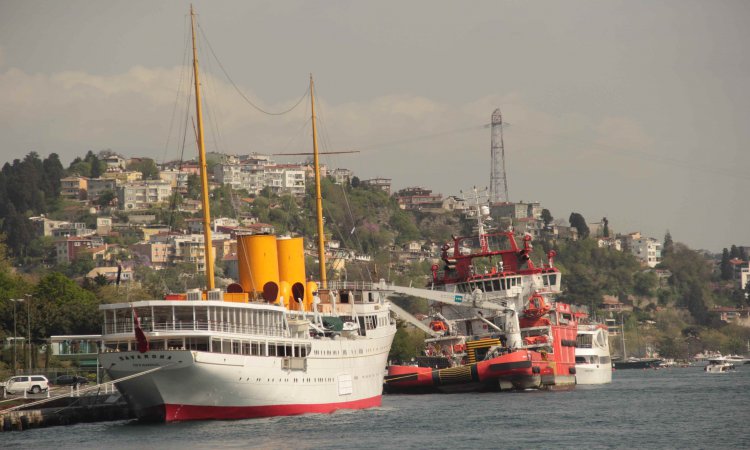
[[190, 6, 215, 290], [310, 74, 327, 289]]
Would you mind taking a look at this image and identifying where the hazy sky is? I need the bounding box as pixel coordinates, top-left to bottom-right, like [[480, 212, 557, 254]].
[[1, 0, 748, 252]]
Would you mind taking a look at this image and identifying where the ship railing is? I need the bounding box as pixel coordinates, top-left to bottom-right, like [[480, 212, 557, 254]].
[[327, 280, 386, 291], [103, 320, 286, 337]]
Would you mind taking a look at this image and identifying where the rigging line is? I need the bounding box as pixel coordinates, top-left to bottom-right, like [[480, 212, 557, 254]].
[[169, 69, 195, 230], [312, 90, 371, 281], [197, 35, 226, 157], [507, 126, 750, 181], [162, 15, 192, 165], [315, 95, 373, 281], [277, 116, 313, 157], [356, 124, 488, 151], [197, 23, 309, 116]]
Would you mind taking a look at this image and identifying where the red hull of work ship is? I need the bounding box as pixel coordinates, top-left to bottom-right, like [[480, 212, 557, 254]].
[[385, 316, 577, 394]]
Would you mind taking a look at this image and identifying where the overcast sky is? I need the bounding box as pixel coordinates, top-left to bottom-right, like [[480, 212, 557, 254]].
[[1, 0, 748, 252]]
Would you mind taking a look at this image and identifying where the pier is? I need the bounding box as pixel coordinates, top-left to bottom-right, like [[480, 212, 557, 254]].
[[0, 383, 132, 432]]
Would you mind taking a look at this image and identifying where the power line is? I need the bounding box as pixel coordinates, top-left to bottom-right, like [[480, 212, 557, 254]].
[[197, 23, 308, 116]]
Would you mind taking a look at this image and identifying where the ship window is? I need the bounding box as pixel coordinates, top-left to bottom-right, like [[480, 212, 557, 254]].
[[187, 337, 208, 351], [168, 339, 183, 350], [242, 342, 251, 355], [232, 341, 241, 354], [268, 343, 277, 357], [575, 356, 587, 364], [210, 338, 222, 353], [492, 279, 501, 291]]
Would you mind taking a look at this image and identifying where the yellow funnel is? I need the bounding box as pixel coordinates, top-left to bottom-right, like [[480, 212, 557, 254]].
[[237, 234, 279, 300], [277, 237, 307, 310]]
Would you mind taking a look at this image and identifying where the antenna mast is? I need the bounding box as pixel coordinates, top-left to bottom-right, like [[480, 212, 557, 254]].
[[490, 108, 509, 204]]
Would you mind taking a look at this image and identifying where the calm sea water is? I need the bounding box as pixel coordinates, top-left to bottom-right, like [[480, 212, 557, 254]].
[[3, 365, 748, 449]]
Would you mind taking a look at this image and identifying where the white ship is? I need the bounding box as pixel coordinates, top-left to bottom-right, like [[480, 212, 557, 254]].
[[99, 7, 396, 422], [574, 323, 612, 385], [99, 281, 396, 421]]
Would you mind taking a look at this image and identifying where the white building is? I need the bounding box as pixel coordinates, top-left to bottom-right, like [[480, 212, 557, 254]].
[[117, 180, 173, 210], [630, 237, 662, 268], [740, 266, 750, 291], [265, 165, 306, 196]]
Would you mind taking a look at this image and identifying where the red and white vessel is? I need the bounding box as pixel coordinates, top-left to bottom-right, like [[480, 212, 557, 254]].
[[99, 8, 395, 422], [385, 198, 577, 393]]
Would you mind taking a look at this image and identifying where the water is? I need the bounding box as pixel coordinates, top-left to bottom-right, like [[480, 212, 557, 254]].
[[3, 365, 748, 449]]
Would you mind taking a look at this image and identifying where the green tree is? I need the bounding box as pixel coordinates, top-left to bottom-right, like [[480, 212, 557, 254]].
[[568, 212, 589, 239], [633, 271, 658, 297], [541, 209, 553, 227], [186, 174, 201, 199], [388, 320, 427, 363], [662, 231, 674, 258], [127, 158, 159, 180], [720, 248, 733, 280], [663, 243, 712, 324], [32, 272, 100, 336]]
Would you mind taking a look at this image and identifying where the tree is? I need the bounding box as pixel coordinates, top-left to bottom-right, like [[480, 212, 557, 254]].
[[32, 272, 100, 336], [602, 217, 609, 238], [350, 176, 360, 188], [663, 231, 674, 258], [96, 189, 116, 208], [541, 209, 553, 227], [720, 248, 733, 281], [568, 212, 590, 239], [127, 158, 159, 180], [633, 271, 658, 297], [388, 320, 427, 363], [186, 174, 201, 199]]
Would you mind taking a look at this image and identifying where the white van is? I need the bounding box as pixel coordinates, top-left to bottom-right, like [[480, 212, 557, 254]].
[[4, 375, 49, 394]]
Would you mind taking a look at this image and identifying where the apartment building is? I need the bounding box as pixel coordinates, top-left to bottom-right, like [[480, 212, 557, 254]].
[[117, 180, 173, 210], [60, 176, 88, 200]]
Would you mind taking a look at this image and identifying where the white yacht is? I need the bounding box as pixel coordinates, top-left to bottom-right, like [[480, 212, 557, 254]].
[[705, 358, 736, 373], [575, 323, 612, 384]]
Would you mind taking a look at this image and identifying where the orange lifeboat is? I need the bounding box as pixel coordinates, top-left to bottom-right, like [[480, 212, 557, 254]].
[[430, 320, 448, 332], [523, 292, 551, 318], [523, 335, 549, 346]]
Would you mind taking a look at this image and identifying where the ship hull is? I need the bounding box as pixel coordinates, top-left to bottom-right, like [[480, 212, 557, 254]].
[[613, 358, 662, 370], [102, 337, 392, 422], [574, 363, 612, 385], [384, 350, 575, 394]]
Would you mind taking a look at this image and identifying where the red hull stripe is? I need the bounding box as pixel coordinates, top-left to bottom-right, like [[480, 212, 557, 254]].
[[162, 395, 382, 422]]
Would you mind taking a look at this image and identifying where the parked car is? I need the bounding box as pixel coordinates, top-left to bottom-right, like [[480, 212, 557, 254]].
[[55, 375, 89, 387], [4, 375, 49, 394]]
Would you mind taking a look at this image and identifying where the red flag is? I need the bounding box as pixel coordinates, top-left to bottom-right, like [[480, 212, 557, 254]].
[[132, 307, 150, 353]]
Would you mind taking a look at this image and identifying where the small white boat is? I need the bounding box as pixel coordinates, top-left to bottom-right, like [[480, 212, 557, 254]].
[[724, 354, 750, 365], [575, 323, 612, 385], [705, 358, 735, 373]]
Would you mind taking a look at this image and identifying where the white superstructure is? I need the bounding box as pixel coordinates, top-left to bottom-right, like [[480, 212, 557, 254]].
[[575, 324, 612, 385]]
